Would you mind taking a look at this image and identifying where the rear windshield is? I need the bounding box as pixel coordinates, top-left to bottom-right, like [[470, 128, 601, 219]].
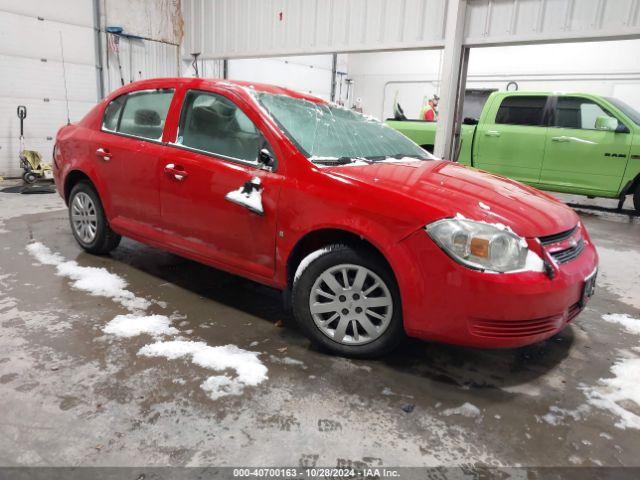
[[605, 97, 640, 126], [256, 93, 433, 165]]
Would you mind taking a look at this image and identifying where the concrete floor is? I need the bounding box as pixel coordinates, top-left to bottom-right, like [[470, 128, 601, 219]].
[[0, 180, 639, 467]]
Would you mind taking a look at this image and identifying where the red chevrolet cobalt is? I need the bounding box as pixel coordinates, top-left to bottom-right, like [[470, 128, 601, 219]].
[[53, 78, 598, 357]]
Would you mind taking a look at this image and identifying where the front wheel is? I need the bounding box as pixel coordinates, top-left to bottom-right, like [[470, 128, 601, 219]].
[[634, 184, 640, 214], [291, 245, 404, 357], [68, 181, 121, 254]]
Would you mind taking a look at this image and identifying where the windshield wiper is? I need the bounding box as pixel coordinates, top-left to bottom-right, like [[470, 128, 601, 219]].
[[310, 156, 371, 166]]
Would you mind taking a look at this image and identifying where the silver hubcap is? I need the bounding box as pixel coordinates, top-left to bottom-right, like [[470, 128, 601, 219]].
[[309, 264, 393, 346], [71, 192, 98, 244]]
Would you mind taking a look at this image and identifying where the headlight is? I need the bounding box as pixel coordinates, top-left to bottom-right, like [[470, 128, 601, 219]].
[[426, 218, 528, 272]]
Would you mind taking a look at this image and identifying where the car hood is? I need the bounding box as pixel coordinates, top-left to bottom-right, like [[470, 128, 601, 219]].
[[322, 159, 578, 238]]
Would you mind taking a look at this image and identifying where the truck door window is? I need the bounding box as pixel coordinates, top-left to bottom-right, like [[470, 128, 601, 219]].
[[495, 96, 548, 126], [553, 97, 618, 130], [176, 90, 263, 164]]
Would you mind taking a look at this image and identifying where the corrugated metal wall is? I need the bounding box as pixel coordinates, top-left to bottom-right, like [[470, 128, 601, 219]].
[[182, 0, 447, 59], [182, 0, 640, 59], [104, 36, 179, 93], [464, 0, 640, 46]]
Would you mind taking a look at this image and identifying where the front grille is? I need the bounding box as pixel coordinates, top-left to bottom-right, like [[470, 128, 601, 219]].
[[469, 314, 564, 339], [539, 226, 578, 245], [549, 238, 585, 264]]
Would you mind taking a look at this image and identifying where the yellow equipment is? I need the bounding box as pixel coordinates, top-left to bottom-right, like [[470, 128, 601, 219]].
[[20, 150, 53, 184]]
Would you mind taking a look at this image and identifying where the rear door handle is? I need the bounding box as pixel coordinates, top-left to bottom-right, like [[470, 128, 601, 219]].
[[485, 130, 501, 137], [164, 163, 188, 181], [96, 147, 111, 161], [551, 136, 570, 143]]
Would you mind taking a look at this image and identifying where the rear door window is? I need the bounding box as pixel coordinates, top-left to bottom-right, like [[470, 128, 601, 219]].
[[176, 90, 264, 164], [102, 89, 174, 141], [495, 96, 549, 126]]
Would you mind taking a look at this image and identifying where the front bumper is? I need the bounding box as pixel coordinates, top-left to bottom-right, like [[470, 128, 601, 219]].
[[396, 225, 598, 348]]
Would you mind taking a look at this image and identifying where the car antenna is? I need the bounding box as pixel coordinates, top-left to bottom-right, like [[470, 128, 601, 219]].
[[59, 31, 71, 125]]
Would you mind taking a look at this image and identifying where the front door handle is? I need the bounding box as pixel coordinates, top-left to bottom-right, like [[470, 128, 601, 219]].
[[96, 147, 111, 161], [485, 130, 501, 137], [164, 163, 188, 181], [551, 136, 570, 143]]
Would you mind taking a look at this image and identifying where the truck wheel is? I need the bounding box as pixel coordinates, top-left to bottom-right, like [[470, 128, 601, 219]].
[[68, 181, 121, 255], [291, 245, 404, 358], [634, 184, 640, 214]]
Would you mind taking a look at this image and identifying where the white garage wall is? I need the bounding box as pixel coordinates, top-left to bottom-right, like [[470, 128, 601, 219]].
[[348, 39, 640, 120], [229, 55, 335, 100], [0, 3, 97, 177], [0, 0, 182, 177]]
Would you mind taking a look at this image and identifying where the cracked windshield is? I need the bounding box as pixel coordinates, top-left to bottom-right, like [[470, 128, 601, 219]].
[[257, 93, 434, 165]]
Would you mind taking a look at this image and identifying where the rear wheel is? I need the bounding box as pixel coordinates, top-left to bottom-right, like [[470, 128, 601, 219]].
[[634, 184, 640, 214], [68, 181, 121, 254], [291, 245, 404, 357]]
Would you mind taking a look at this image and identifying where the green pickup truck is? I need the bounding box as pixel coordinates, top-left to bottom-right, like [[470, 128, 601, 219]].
[[387, 91, 640, 213]]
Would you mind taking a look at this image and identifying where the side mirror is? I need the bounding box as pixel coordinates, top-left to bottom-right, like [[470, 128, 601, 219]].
[[463, 117, 479, 125], [258, 148, 276, 170], [595, 115, 619, 132], [616, 123, 630, 134]]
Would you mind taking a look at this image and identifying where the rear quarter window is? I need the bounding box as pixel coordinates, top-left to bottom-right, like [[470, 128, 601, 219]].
[[102, 96, 125, 131]]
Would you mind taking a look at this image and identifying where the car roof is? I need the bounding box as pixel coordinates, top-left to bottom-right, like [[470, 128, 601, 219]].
[[118, 77, 327, 104]]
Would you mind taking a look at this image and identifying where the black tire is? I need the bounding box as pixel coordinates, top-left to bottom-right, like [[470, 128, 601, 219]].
[[291, 244, 404, 358], [68, 181, 121, 255], [634, 184, 640, 214], [23, 171, 37, 184]]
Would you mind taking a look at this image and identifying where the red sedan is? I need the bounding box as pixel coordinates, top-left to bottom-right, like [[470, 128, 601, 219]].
[[53, 78, 598, 357]]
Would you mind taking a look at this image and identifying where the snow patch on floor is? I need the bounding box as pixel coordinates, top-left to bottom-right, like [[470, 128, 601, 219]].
[[602, 313, 640, 335], [502, 383, 542, 397], [583, 357, 640, 430], [26, 241, 268, 401], [441, 402, 481, 418], [200, 375, 244, 400], [269, 355, 306, 368], [138, 340, 268, 400], [103, 314, 179, 338], [27, 242, 150, 312], [539, 404, 591, 426]]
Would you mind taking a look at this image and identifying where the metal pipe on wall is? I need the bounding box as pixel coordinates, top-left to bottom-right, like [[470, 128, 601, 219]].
[[93, 0, 105, 99]]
